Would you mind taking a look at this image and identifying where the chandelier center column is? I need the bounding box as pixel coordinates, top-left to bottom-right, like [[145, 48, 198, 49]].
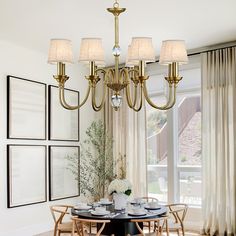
[[107, 3, 126, 86]]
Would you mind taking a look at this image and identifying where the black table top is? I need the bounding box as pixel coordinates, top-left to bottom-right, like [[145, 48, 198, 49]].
[[71, 205, 167, 222]]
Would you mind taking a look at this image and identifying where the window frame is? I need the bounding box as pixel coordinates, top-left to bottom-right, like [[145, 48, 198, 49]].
[[147, 89, 202, 207], [146, 56, 202, 208]]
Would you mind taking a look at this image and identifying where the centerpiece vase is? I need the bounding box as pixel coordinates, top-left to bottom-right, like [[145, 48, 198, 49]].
[[113, 193, 127, 210]]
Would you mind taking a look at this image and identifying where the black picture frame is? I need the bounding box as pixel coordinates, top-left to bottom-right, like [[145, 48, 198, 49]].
[[49, 145, 80, 201], [7, 75, 47, 140], [48, 85, 80, 141], [7, 144, 47, 208]]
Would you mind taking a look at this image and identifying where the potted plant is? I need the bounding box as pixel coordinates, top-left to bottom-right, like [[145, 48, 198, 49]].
[[67, 120, 113, 201]]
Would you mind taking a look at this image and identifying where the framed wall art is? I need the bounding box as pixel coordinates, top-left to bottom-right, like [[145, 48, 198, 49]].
[[49, 145, 80, 201], [48, 85, 79, 141], [7, 75, 47, 140], [7, 145, 47, 208]]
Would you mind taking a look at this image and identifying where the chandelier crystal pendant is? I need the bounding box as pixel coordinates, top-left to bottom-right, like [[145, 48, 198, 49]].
[[48, 0, 188, 112]]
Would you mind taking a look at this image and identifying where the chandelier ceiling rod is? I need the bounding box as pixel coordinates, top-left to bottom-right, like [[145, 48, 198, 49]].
[[48, 0, 188, 112]]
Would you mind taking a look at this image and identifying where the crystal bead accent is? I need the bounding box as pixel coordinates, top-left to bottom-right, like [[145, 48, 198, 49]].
[[111, 94, 122, 110], [112, 46, 121, 56]]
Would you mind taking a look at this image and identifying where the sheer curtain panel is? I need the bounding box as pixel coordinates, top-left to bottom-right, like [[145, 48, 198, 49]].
[[202, 47, 236, 235], [104, 94, 147, 197]]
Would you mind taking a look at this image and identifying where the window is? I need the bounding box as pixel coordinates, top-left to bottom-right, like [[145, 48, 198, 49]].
[[146, 55, 201, 207], [147, 97, 168, 202], [178, 95, 201, 206]]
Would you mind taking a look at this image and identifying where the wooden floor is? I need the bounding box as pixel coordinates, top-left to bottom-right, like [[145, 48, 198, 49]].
[[36, 231, 200, 236]]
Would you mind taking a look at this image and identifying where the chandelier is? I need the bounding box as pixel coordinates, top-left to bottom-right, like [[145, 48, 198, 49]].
[[48, 0, 188, 112]]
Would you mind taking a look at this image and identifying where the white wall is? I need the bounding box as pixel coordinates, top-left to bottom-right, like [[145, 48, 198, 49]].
[[0, 40, 100, 236]]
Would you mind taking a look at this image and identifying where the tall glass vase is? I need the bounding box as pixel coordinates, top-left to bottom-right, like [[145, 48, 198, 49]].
[[113, 193, 127, 210]]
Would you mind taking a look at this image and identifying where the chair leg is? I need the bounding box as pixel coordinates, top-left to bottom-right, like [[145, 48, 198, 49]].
[[71, 221, 75, 236], [177, 229, 180, 236], [165, 219, 169, 236], [155, 221, 160, 233], [158, 224, 163, 236], [53, 227, 58, 236], [182, 226, 185, 236]]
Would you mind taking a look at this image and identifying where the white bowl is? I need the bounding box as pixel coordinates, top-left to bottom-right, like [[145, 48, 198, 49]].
[[133, 208, 143, 214], [148, 202, 159, 208], [95, 207, 106, 213]]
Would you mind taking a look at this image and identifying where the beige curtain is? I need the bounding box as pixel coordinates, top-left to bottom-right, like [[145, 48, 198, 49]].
[[201, 47, 236, 235], [104, 90, 147, 197]]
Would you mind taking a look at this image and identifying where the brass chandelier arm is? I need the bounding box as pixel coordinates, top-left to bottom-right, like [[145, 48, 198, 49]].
[[121, 67, 140, 109], [95, 68, 107, 82], [91, 93, 102, 111], [91, 82, 107, 111], [59, 84, 91, 110], [127, 68, 139, 76], [106, 68, 115, 84], [159, 83, 174, 108], [143, 81, 177, 110], [132, 85, 143, 112], [166, 87, 177, 109], [125, 83, 138, 109], [161, 85, 177, 109], [127, 68, 140, 84]]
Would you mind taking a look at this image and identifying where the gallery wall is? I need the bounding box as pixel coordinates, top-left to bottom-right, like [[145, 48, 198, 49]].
[[0, 40, 100, 236]]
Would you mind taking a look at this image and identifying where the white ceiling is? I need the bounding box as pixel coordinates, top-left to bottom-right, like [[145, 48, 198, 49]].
[[1, 0, 236, 64]]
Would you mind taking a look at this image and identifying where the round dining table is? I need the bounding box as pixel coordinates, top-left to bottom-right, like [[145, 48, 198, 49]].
[[71, 204, 167, 236]]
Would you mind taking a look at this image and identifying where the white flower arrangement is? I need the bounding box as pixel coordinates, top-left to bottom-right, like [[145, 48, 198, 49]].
[[108, 179, 132, 196]]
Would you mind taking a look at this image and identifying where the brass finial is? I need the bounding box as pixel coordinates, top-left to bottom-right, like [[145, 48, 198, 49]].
[[107, 0, 125, 16]]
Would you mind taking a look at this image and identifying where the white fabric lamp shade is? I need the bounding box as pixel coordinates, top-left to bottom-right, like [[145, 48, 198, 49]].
[[48, 39, 73, 64], [129, 37, 155, 62], [159, 40, 188, 65], [79, 38, 105, 62], [126, 45, 139, 67]]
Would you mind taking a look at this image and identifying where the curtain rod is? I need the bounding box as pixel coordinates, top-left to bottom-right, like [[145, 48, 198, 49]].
[[148, 40, 236, 65], [188, 40, 236, 56]]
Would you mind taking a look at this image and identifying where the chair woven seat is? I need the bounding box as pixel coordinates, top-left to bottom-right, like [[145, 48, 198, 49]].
[[167, 220, 181, 230], [57, 221, 73, 231]]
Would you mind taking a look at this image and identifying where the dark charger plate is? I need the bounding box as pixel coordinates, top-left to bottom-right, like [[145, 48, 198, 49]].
[[144, 206, 161, 210]]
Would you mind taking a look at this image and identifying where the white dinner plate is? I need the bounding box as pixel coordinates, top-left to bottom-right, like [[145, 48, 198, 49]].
[[98, 201, 113, 205], [74, 205, 92, 210], [91, 210, 110, 216], [130, 200, 144, 205], [128, 211, 147, 216]]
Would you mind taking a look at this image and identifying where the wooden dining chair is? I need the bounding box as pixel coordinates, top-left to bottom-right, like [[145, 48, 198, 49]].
[[141, 197, 159, 203], [140, 197, 159, 231], [129, 216, 169, 236], [50, 204, 75, 236], [164, 203, 188, 236], [71, 217, 112, 236]]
